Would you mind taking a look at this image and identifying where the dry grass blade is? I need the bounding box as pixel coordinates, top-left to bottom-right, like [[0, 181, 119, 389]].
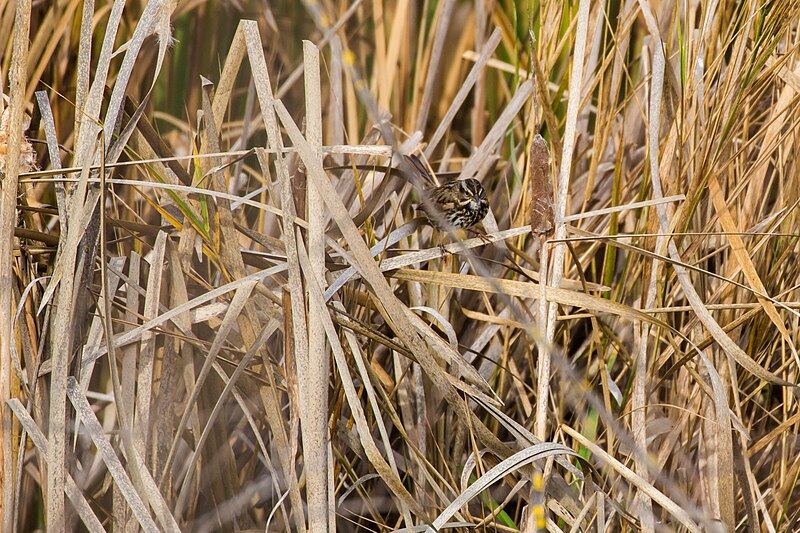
[[325, 224, 529, 301], [299, 242, 421, 523], [651, 128, 795, 385], [559, 194, 686, 223], [174, 320, 280, 503], [567, 492, 597, 533], [458, 78, 533, 181], [65, 378, 164, 532], [415, 0, 455, 131], [425, 28, 502, 158], [631, 39, 666, 533], [73, 0, 94, 137], [240, 20, 310, 531], [102, 0, 175, 152], [563, 425, 701, 532], [469, 395, 583, 480], [133, 231, 167, 468], [163, 280, 257, 486], [0, 1, 32, 528], [7, 399, 104, 533], [537, 0, 591, 442], [389, 269, 671, 328], [301, 39, 331, 532], [79, 264, 288, 366], [708, 174, 799, 367], [648, 40, 732, 530], [73, 0, 125, 151], [428, 443, 578, 531], [34, 91, 68, 224], [334, 298, 415, 513]]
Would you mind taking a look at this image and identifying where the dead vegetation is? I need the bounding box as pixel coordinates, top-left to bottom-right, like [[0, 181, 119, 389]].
[[1, 0, 799, 531]]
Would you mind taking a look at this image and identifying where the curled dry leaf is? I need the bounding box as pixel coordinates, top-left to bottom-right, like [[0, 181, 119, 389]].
[[0, 107, 37, 175], [528, 133, 553, 234]]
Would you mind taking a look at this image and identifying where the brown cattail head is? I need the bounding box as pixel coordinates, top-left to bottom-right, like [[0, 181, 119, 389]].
[[528, 133, 553, 234]]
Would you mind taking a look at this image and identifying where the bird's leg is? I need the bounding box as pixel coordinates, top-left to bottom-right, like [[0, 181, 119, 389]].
[[427, 232, 451, 259], [469, 228, 492, 245]]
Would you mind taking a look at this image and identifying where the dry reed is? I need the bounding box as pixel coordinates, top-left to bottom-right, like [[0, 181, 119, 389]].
[[1, 1, 799, 531]]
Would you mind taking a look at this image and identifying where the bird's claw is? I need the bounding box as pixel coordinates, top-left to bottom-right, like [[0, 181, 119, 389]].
[[470, 230, 492, 245]]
